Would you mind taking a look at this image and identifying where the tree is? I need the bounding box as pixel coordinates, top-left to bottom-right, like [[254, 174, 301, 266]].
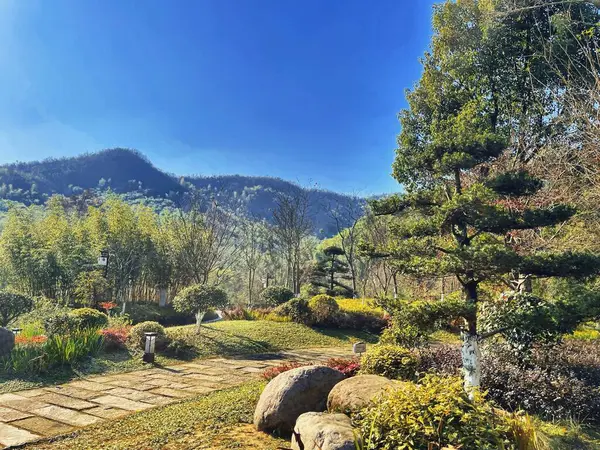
[[372, 0, 600, 393], [272, 190, 313, 294], [0, 290, 33, 327], [173, 284, 228, 332], [330, 198, 364, 296], [239, 217, 267, 307], [309, 245, 353, 296]]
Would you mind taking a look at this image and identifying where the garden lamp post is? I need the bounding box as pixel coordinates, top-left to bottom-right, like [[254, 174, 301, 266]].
[[98, 249, 109, 277], [11, 328, 22, 336], [352, 341, 366, 357], [143, 332, 158, 363]]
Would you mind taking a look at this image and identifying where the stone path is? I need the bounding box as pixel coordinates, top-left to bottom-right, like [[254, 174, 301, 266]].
[[0, 347, 352, 448]]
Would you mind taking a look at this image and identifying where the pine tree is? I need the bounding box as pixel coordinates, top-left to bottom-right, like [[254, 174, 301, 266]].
[[309, 245, 353, 296], [371, 0, 600, 393]]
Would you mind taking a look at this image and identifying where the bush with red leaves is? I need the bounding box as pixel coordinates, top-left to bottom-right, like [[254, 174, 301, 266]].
[[260, 361, 308, 381], [99, 326, 131, 351], [325, 357, 361, 377]]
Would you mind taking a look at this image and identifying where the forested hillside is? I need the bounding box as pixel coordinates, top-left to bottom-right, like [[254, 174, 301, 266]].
[[0, 148, 363, 235]]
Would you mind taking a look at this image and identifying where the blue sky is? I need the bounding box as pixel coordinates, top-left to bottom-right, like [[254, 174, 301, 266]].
[[0, 0, 435, 195]]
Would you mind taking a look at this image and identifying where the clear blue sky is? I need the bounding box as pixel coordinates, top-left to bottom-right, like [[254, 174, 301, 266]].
[[0, 0, 435, 195]]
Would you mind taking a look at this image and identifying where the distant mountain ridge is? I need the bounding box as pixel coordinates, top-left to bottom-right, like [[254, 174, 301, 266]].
[[0, 148, 365, 236]]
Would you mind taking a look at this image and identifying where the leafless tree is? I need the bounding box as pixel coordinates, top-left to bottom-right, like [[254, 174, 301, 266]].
[[272, 189, 313, 294], [170, 194, 239, 288], [239, 217, 267, 307]]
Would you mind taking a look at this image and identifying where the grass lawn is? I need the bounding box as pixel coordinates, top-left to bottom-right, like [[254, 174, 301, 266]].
[[167, 320, 379, 357], [1, 321, 377, 394], [26, 381, 285, 450]]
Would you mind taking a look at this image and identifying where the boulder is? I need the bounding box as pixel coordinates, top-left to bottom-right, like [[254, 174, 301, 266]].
[[254, 365, 345, 433], [327, 374, 399, 413], [291, 412, 359, 450]]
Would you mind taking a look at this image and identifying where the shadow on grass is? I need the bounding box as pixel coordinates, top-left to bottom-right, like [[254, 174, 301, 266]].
[[316, 328, 379, 344]]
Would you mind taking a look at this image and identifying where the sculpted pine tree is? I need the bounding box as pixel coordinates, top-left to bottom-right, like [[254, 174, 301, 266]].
[[371, 0, 600, 392]]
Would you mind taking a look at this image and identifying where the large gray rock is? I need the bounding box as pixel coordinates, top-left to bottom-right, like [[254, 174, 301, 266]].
[[254, 365, 345, 433], [327, 374, 400, 414], [0, 327, 15, 358], [291, 412, 359, 450]]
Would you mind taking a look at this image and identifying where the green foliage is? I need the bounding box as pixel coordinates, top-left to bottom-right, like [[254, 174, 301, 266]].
[[259, 286, 294, 307], [173, 284, 228, 318], [73, 270, 108, 307], [126, 302, 195, 326], [43, 313, 82, 337], [360, 344, 418, 381], [128, 321, 168, 350], [380, 321, 429, 349], [70, 308, 109, 330], [308, 294, 339, 324], [355, 374, 521, 450], [0, 290, 34, 327], [273, 298, 314, 325]]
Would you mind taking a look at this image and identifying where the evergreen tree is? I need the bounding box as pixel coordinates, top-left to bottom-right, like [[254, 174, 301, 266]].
[[371, 0, 600, 393], [309, 245, 353, 296]]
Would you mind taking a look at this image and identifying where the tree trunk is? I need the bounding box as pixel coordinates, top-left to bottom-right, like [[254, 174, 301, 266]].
[[195, 311, 205, 333], [248, 270, 253, 308], [159, 287, 167, 307], [461, 332, 481, 397]]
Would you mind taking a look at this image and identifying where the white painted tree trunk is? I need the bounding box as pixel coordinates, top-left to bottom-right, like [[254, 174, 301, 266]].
[[195, 311, 205, 333], [159, 288, 167, 307], [461, 333, 481, 398]]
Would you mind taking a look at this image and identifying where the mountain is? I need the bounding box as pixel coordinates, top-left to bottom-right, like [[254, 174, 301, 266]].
[[0, 148, 364, 236]]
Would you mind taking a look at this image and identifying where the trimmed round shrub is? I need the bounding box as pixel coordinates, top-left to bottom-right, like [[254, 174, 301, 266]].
[[70, 308, 109, 330], [259, 286, 294, 307], [44, 313, 82, 336], [173, 285, 228, 323], [308, 294, 339, 324], [0, 290, 34, 327], [360, 344, 418, 380], [273, 298, 314, 325], [128, 321, 168, 350], [355, 374, 522, 450]]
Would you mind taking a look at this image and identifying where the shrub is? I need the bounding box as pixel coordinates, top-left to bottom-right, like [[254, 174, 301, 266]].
[[0, 290, 34, 327], [100, 326, 131, 351], [259, 286, 294, 307], [163, 338, 198, 360], [126, 302, 195, 326], [355, 374, 521, 450], [15, 297, 71, 330], [308, 294, 339, 324], [222, 307, 253, 321], [44, 313, 81, 336], [128, 321, 168, 350], [44, 329, 104, 366], [273, 298, 314, 325], [326, 357, 360, 377], [416, 344, 462, 376], [70, 308, 109, 329], [360, 344, 418, 380], [334, 311, 388, 332], [481, 342, 600, 423], [380, 320, 429, 348], [173, 285, 228, 331], [261, 362, 308, 381]]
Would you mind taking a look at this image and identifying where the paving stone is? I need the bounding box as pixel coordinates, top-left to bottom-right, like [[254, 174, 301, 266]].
[[239, 366, 263, 373], [144, 378, 191, 389], [17, 389, 48, 398], [68, 381, 110, 392], [0, 407, 32, 422], [33, 405, 102, 427], [0, 422, 41, 446], [139, 395, 174, 406], [147, 387, 194, 398], [37, 393, 97, 411], [43, 386, 102, 400], [84, 406, 130, 420], [0, 394, 51, 412], [10, 416, 74, 436], [101, 388, 156, 402], [91, 395, 154, 411], [183, 385, 216, 395]]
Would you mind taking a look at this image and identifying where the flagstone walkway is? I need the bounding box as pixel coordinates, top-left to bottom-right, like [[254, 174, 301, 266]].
[[0, 347, 352, 448]]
